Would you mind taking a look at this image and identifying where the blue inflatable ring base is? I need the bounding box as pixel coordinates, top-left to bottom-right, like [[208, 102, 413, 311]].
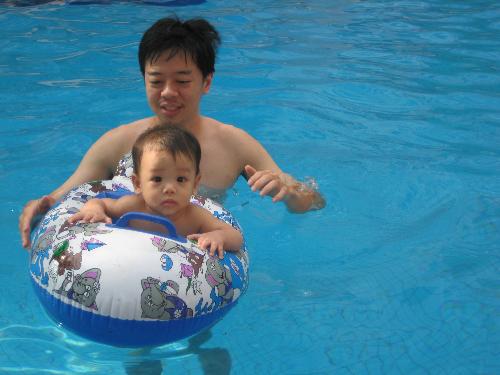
[[33, 277, 236, 347]]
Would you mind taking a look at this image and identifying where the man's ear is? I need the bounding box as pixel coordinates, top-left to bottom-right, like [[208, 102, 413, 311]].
[[132, 173, 141, 193], [202, 73, 213, 94], [193, 174, 201, 194]]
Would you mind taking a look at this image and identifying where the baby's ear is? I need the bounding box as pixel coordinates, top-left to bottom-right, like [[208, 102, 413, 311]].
[[132, 173, 141, 193]]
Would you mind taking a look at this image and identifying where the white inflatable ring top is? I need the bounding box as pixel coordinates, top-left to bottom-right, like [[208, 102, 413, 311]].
[[29, 178, 249, 347]]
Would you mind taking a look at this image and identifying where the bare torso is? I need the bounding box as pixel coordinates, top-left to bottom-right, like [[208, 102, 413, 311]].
[[111, 116, 247, 190]]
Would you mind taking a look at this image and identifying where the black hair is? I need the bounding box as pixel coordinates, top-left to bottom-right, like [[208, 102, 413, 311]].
[[138, 16, 220, 78], [132, 126, 201, 175]]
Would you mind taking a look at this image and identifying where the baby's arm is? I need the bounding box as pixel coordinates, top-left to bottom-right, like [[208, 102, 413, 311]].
[[187, 207, 243, 259], [68, 195, 140, 224]]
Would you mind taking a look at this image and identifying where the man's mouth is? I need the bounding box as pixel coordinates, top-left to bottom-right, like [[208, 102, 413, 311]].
[[160, 103, 182, 116]]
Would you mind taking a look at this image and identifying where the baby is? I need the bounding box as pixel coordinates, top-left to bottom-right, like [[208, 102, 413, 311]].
[[69, 125, 242, 259]]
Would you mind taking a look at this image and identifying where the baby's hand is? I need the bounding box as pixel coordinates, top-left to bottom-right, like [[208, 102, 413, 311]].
[[187, 232, 225, 259], [68, 209, 112, 225]]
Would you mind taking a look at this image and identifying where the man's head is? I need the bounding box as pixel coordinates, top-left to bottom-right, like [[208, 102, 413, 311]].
[[139, 17, 220, 79]]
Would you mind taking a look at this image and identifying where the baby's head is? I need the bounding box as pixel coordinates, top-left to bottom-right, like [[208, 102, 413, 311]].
[[132, 125, 201, 177]]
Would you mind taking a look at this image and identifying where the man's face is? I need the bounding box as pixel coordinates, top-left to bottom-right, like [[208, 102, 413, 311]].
[[145, 51, 212, 127]]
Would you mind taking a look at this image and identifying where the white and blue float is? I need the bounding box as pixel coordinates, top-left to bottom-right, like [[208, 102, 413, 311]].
[[29, 176, 249, 348]]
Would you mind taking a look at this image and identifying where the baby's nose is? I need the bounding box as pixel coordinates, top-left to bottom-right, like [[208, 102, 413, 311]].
[[163, 183, 175, 193]]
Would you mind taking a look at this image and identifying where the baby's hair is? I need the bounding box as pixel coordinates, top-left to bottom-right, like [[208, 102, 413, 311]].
[[132, 126, 201, 175]]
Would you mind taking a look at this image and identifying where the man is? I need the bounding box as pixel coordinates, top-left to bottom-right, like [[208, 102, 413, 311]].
[[19, 17, 325, 249]]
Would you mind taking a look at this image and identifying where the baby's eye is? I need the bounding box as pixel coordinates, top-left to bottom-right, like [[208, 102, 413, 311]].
[[152, 176, 162, 183], [177, 176, 187, 183]]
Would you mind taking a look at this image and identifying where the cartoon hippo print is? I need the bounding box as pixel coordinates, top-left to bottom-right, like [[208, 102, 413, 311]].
[[30, 225, 57, 285], [140, 277, 192, 320], [56, 268, 101, 310], [205, 257, 234, 307], [57, 221, 112, 240], [151, 236, 188, 254]]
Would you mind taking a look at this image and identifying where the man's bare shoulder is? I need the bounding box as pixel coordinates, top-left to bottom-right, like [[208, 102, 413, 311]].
[[106, 118, 152, 139], [203, 117, 253, 145], [97, 118, 154, 155], [88, 117, 154, 169]]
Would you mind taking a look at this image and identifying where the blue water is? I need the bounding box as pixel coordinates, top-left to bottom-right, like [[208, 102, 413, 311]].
[[1, 1, 499, 374]]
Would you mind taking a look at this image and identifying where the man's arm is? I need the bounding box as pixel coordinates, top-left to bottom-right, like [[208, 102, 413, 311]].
[[19, 126, 130, 248], [231, 127, 325, 213], [244, 165, 325, 213]]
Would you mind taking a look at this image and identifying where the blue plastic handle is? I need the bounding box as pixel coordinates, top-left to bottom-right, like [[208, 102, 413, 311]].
[[113, 212, 185, 242], [95, 189, 134, 200]]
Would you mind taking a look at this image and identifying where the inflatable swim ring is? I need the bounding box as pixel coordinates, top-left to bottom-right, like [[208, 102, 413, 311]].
[[29, 176, 249, 347]]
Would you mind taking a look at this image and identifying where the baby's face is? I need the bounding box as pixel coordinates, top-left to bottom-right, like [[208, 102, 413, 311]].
[[134, 148, 199, 218]]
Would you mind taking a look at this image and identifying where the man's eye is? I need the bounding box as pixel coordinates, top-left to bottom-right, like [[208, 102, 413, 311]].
[[177, 80, 190, 85], [150, 81, 162, 86]]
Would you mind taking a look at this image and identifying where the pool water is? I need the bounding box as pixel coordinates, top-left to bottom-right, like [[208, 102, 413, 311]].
[[1, 1, 499, 374]]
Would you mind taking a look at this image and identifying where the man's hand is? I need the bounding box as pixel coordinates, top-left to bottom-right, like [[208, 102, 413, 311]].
[[244, 165, 290, 202], [244, 164, 325, 213], [19, 195, 56, 249]]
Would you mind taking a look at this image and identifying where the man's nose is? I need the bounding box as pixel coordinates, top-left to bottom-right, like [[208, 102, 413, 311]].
[[161, 80, 177, 98]]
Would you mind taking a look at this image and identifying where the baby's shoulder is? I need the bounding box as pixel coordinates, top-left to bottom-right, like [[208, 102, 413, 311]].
[[188, 203, 211, 218]]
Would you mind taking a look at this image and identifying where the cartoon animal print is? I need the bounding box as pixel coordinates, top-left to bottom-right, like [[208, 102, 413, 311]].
[[49, 240, 82, 276], [229, 258, 242, 279], [114, 162, 127, 177], [30, 225, 57, 285], [213, 210, 239, 231], [180, 251, 205, 295], [114, 154, 131, 177], [205, 257, 234, 306], [161, 254, 173, 271], [89, 182, 108, 194], [226, 255, 247, 293], [187, 252, 205, 277], [57, 221, 112, 240], [31, 225, 55, 263], [80, 237, 106, 251], [151, 237, 188, 254], [48, 262, 60, 285], [110, 183, 131, 193], [191, 195, 209, 206], [40, 210, 61, 228], [56, 268, 101, 310], [71, 191, 94, 204], [140, 277, 192, 320], [64, 206, 81, 216]]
